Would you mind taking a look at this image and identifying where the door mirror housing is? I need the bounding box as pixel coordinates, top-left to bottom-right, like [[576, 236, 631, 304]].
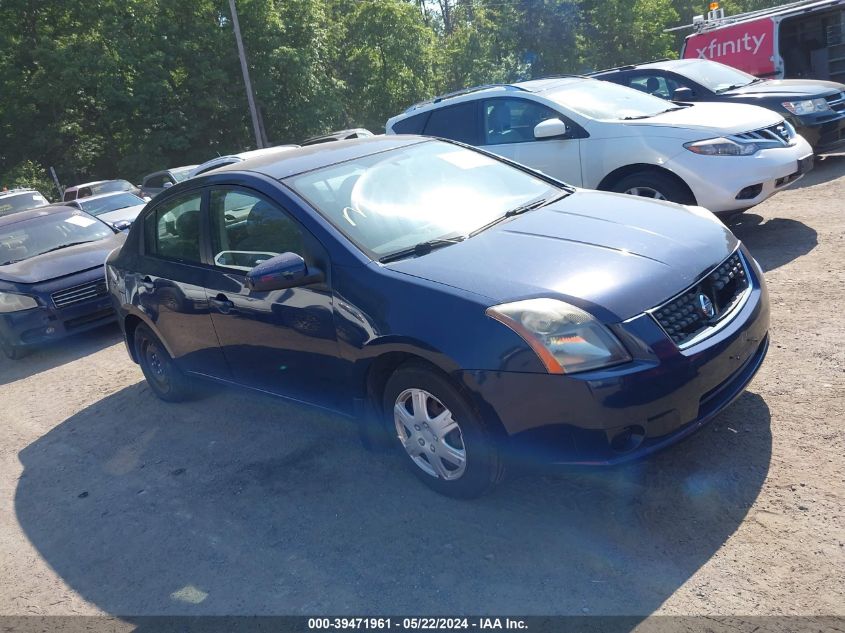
[[112, 219, 132, 232], [534, 118, 569, 140], [672, 86, 697, 101], [246, 252, 324, 292]]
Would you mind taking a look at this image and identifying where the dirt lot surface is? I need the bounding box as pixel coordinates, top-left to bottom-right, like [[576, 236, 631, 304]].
[[0, 158, 843, 621]]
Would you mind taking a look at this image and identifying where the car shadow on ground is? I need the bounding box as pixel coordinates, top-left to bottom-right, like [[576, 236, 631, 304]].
[[15, 381, 772, 622], [727, 213, 817, 272], [0, 323, 122, 387]]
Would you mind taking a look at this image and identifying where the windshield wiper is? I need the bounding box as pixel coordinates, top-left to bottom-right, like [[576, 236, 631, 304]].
[[37, 240, 97, 255], [469, 190, 570, 238], [379, 236, 465, 263]]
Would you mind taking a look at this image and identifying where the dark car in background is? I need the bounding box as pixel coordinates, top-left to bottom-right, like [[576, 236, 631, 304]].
[[0, 207, 125, 359], [107, 136, 769, 497], [593, 58, 845, 153], [0, 189, 49, 216], [139, 165, 197, 199]]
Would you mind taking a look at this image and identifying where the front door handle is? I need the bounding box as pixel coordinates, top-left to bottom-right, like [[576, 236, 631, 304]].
[[209, 294, 235, 314], [140, 276, 154, 290]]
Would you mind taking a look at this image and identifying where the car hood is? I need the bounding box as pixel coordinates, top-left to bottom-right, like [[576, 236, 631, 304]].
[[0, 232, 125, 284], [626, 102, 782, 135], [723, 79, 844, 99], [97, 204, 145, 225], [386, 190, 738, 321]]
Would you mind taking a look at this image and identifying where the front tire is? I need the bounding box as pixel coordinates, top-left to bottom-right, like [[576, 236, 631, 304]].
[[610, 170, 694, 205], [134, 324, 195, 402], [0, 334, 26, 360], [383, 363, 504, 498]]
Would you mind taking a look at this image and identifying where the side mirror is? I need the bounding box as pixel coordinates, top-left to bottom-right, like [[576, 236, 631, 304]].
[[534, 118, 569, 140], [162, 181, 173, 189], [672, 86, 697, 101], [113, 220, 132, 232], [246, 252, 324, 292]]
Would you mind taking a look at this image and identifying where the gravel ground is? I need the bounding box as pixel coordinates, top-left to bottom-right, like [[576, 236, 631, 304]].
[[0, 157, 843, 621]]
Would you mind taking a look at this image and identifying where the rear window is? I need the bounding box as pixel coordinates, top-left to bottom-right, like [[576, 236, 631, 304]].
[[423, 102, 480, 145], [392, 112, 430, 135]]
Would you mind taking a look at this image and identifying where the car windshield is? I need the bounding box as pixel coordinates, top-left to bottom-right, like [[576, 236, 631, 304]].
[[286, 140, 559, 259], [77, 192, 144, 216], [90, 180, 133, 195], [0, 210, 113, 265], [170, 167, 195, 182], [0, 192, 49, 216], [546, 80, 677, 120], [676, 60, 757, 92]]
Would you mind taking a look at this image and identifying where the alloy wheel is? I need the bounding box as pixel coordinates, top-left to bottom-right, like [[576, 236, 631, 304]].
[[393, 388, 467, 480], [624, 186, 667, 200]]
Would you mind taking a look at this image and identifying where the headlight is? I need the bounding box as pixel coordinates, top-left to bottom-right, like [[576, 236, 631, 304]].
[[486, 298, 631, 374], [0, 291, 38, 313], [782, 98, 830, 116], [684, 137, 758, 156]]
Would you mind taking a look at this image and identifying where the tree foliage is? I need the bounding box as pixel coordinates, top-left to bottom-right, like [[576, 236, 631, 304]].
[[0, 0, 777, 189]]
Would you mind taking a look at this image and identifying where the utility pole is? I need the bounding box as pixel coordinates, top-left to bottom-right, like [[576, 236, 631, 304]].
[[228, 0, 264, 149]]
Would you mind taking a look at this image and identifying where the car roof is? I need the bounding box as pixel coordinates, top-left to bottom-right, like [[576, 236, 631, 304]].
[[145, 165, 198, 178], [0, 189, 38, 198], [592, 59, 702, 75], [397, 77, 587, 116], [212, 135, 427, 180], [0, 205, 79, 227], [69, 191, 142, 202], [65, 180, 106, 192]]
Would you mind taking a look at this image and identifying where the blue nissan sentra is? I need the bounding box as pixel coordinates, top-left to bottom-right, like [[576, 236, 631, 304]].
[[107, 136, 769, 497]]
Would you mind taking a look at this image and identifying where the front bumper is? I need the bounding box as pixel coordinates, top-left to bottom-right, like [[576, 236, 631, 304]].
[[671, 135, 814, 213], [0, 272, 116, 350], [459, 249, 770, 465], [794, 113, 845, 154]]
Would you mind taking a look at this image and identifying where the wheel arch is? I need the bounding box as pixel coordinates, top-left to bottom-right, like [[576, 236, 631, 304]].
[[121, 308, 173, 363], [597, 163, 697, 204], [363, 348, 509, 442]]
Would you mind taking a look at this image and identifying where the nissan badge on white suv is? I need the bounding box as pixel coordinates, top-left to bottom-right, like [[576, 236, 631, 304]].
[[386, 77, 813, 215]]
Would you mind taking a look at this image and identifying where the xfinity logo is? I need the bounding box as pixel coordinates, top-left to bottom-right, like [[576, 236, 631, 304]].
[[698, 294, 716, 320], [696, 32, 767, 59]]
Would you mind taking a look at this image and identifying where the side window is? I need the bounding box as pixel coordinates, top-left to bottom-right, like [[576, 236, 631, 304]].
[[483, 98, 562, 145], [423, 102, 480, 145], [392, 112, 430, 135], [143, 192, 203, 263], [63, 190, 75, 202], [627, 74, 677, 99], [78, 187, 93, 199], [209, 189, 304, 272], [145, 175, 164, 189]]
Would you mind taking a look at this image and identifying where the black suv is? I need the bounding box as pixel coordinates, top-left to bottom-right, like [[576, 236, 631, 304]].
[[592, 58, 845, 154]]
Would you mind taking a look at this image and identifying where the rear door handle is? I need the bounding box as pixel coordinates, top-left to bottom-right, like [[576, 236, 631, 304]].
[[209, 294, 235, 314]]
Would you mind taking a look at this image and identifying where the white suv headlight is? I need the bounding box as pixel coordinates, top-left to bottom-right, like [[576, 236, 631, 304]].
[[0, 291, 38, 313], [684, 137, 758, 156], [486, 298, 631, 374], [782, 98, 831, 116]]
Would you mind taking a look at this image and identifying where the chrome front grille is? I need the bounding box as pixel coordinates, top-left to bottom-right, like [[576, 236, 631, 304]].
[[650, 251, 751, 348], [733, 122, 793, 147], [826, 92, 845, 113], [52, 280, 108, 309]]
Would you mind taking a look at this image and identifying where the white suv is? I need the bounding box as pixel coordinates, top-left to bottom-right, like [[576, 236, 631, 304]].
[[386, 77, 813, 214]]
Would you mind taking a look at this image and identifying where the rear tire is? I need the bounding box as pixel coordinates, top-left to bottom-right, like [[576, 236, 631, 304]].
[[383, 363, 504, 498], [610, 170, 694, 205], [134, 324, 196, 402]]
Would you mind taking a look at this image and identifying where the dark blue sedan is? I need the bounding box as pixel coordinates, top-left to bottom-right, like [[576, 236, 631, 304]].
[[0, 207, 125, 359], [107, 136, 769, 497]]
